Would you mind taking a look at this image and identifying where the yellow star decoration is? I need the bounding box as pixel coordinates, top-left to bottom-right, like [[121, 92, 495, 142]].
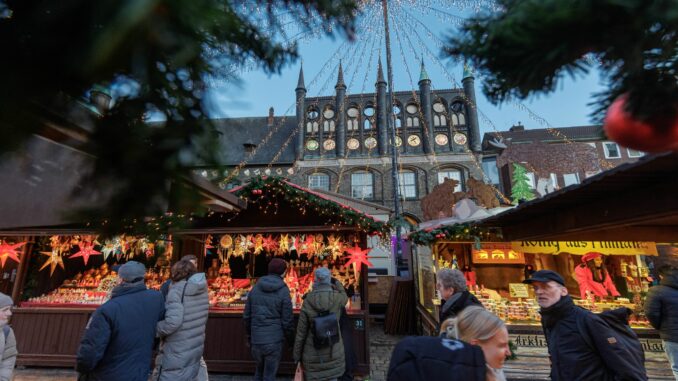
[[39, 250, 65, 276], [326, 235, 344, 260], [279, 234, 290, 254]]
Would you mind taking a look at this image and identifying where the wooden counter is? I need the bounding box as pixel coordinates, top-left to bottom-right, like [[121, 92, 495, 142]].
[[13, 307, 370, 375]]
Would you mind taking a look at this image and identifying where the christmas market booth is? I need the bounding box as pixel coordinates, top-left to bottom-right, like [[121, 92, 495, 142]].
[[5, 176, 389, 375]]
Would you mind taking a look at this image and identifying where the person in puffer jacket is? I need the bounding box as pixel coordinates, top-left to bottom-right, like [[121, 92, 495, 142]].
[[153, 260, 210, 381], [293, 267, 348, 381], [0, 293, 17, 381], [645, 265, 678, 380]]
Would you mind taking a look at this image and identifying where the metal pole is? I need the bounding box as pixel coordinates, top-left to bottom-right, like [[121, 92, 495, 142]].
[[381, 0, 404, 275]]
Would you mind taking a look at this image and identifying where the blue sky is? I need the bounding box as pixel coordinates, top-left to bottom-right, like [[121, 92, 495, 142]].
[[208, 2, 607, 135]]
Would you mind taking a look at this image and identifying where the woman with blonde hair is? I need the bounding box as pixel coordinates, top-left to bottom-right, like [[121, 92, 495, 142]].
[[441, 306, 511, 381]]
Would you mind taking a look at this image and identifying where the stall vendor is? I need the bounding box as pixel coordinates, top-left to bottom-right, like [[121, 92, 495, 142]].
[[574, 252, 620, 299]]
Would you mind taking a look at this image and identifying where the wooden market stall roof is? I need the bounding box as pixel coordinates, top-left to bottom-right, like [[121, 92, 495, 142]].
[[480, 152, 678, 241]]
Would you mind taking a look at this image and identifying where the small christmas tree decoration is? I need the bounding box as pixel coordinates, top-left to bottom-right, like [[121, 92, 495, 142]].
[[510, 163, 535, 205]]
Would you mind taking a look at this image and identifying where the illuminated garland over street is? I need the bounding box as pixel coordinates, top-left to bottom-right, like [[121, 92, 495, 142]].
[[406, 223, 500, 246]]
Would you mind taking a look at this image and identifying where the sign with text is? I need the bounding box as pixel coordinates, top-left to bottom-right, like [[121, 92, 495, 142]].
[[472, 243, 525, 264], [509, 334, 665, 353], [511, 241, 658, 256], [509, 283, 530, 298]]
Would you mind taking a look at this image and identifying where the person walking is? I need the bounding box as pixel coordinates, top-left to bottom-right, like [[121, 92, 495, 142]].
[[645, 265, 678, 380], [76, 261, 165, 381], [160, 255, 198, 299], [437, 268, 483, 324], [153, 259, 209, 381], [387, 305, 510, 381], [293, 267, 348, 381], [0, 293, 17, 381], [524, 270, 647, 381], [243, 258, 294, 381]]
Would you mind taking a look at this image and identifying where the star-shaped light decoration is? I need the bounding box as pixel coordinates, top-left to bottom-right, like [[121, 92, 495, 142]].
[[262, 235, 279, 252], [69, 241, 102, 265], [101, 238, 120, 261], [278, 234, 290, 254], [39, 249, 65, 276], [299, 235, 317, 257], [0, 241, 26, 267], [253, 234, 264, 254], [344, 245, 373, 275], [326, 235, 344, 260]]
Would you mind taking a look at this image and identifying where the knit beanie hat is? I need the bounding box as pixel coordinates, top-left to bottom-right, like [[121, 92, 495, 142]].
[[314, 267, 331, 285], [118, 261, 146, 282], [268, 258, 287, 276], [0, 293, 12, 309]]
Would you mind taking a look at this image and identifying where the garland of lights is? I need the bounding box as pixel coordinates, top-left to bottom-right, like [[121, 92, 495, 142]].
[[406, 223, 500, 246], [236, 176, 391, 238]]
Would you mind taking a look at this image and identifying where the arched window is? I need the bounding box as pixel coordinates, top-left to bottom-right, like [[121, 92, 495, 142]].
[[347, 106, 359, 131], [437, 168, 463, 192], [406, 117, 419, 127], [451, 114, 459, 126], [306, 121, 319, 133], [348, 119, 359, 131], [324, 120, 335, 132], [351, 171, 374, 199], [363, 119, 372, 130], [458, 113, 465, 125], [433, 101, 447, 127], [398, 170, 417, 199], [308, 173, 330, 191]]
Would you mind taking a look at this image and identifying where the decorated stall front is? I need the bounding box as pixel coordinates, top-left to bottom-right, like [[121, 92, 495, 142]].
[[7, 176, 389, 375]]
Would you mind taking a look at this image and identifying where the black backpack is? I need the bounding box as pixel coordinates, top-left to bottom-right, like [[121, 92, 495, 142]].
[[312, 310, 340, 352], [576, 307, 647, 380]]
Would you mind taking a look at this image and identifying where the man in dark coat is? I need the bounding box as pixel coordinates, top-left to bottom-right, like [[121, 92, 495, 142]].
[[524, 270, 647, 381], [645, 265, 678, 380], [387, 336, 486, 381], [76, 261, 165, 381], [243, 258, 294, 381], [437, 268, 482, 325]]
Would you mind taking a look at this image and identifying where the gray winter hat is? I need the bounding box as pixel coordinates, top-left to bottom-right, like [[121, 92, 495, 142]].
[[0, 293, 12, 309], [314, 267, 331, 285], [118, 261, 146, 282]]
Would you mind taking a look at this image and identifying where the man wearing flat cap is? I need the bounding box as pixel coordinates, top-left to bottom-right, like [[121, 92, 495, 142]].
[[76, 261, 165, 381], [524, 270, 646, 381]]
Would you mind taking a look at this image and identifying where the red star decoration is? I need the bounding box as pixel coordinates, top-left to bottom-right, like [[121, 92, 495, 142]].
[[300, 235, 317, 256], [0, 241, 26, 267], [344, 244, 373, 269], [262, 235, 278, 252], [70, 242, 102, 265]]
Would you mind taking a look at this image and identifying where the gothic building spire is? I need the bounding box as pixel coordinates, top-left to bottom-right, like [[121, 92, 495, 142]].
[[335, 60, 346, 89], [296, 64, 306, 91], [418, 59, 430, 83], [376, 57, 386, 84]]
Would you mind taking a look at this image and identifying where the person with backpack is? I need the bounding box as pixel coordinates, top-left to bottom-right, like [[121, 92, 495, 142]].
[[644, 265, 678, 380], [243, 258, 295, 381], [293, 267, 348, 381], [0, 293, 17, 381], [524, 270, 647, 381], [152, 260, 210, 381]]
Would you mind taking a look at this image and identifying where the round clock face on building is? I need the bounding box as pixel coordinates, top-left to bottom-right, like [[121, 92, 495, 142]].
[[305, 139, 319, 151], [347, 138, 360, 150], [364, 137, 377, 149], [323, 139, 336, 150], [435, 133, 449, 146], [394, 136, 402, 147], [453, 133, 468, 145], [407, 135, 421, 147]]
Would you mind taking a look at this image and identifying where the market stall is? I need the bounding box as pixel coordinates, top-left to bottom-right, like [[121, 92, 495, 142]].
[[7, 176, 389, 375]]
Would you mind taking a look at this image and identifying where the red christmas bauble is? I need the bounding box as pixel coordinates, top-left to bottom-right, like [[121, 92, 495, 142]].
[[603, 95, 678, 152]]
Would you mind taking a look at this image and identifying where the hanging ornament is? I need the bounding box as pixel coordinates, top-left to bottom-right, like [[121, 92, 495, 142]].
[[278, 234, 290, 254], [300, 234, 316, 257], [204, 234, 214, 257], [344, 244, 373, 277], [313, 234, 325, 255], [39, 249, 64, 276], [253, 234, 265, 254], [101, 239, 117, 261], [289, 235, 299, 252], [326, 235, 344, 260], [220, 234, 233, 260], [0, 241, 26, 267], [603, 94, 678, 152], [262, 235, 279, 252], [69, 241, 102, 266]]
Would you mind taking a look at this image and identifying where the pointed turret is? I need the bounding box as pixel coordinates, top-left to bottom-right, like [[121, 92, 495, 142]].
[[296, 64, 306, 91], [462, 61, 481, 152], [376, 58, 386, 85], [418, 59, 430, 83], [335, 60, 346, 90]]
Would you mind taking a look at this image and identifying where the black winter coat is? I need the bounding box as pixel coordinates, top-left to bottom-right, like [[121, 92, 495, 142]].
[[243, 274, 294, 345], [76, 282, 165, 381], [387, 336, 486, 381], [540, 295, 646, 381], [439, 290, 483, 324], [644, 273, 678, 343]]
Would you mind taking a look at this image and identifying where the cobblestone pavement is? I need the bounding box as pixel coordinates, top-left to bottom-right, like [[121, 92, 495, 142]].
[[13, 321, 672, 381]]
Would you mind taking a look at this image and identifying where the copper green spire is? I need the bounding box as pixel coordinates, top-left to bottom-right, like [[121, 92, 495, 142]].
[[419, 59, 430, 82], [296, 64, 305, 91], [463, 60, 474, 79]]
